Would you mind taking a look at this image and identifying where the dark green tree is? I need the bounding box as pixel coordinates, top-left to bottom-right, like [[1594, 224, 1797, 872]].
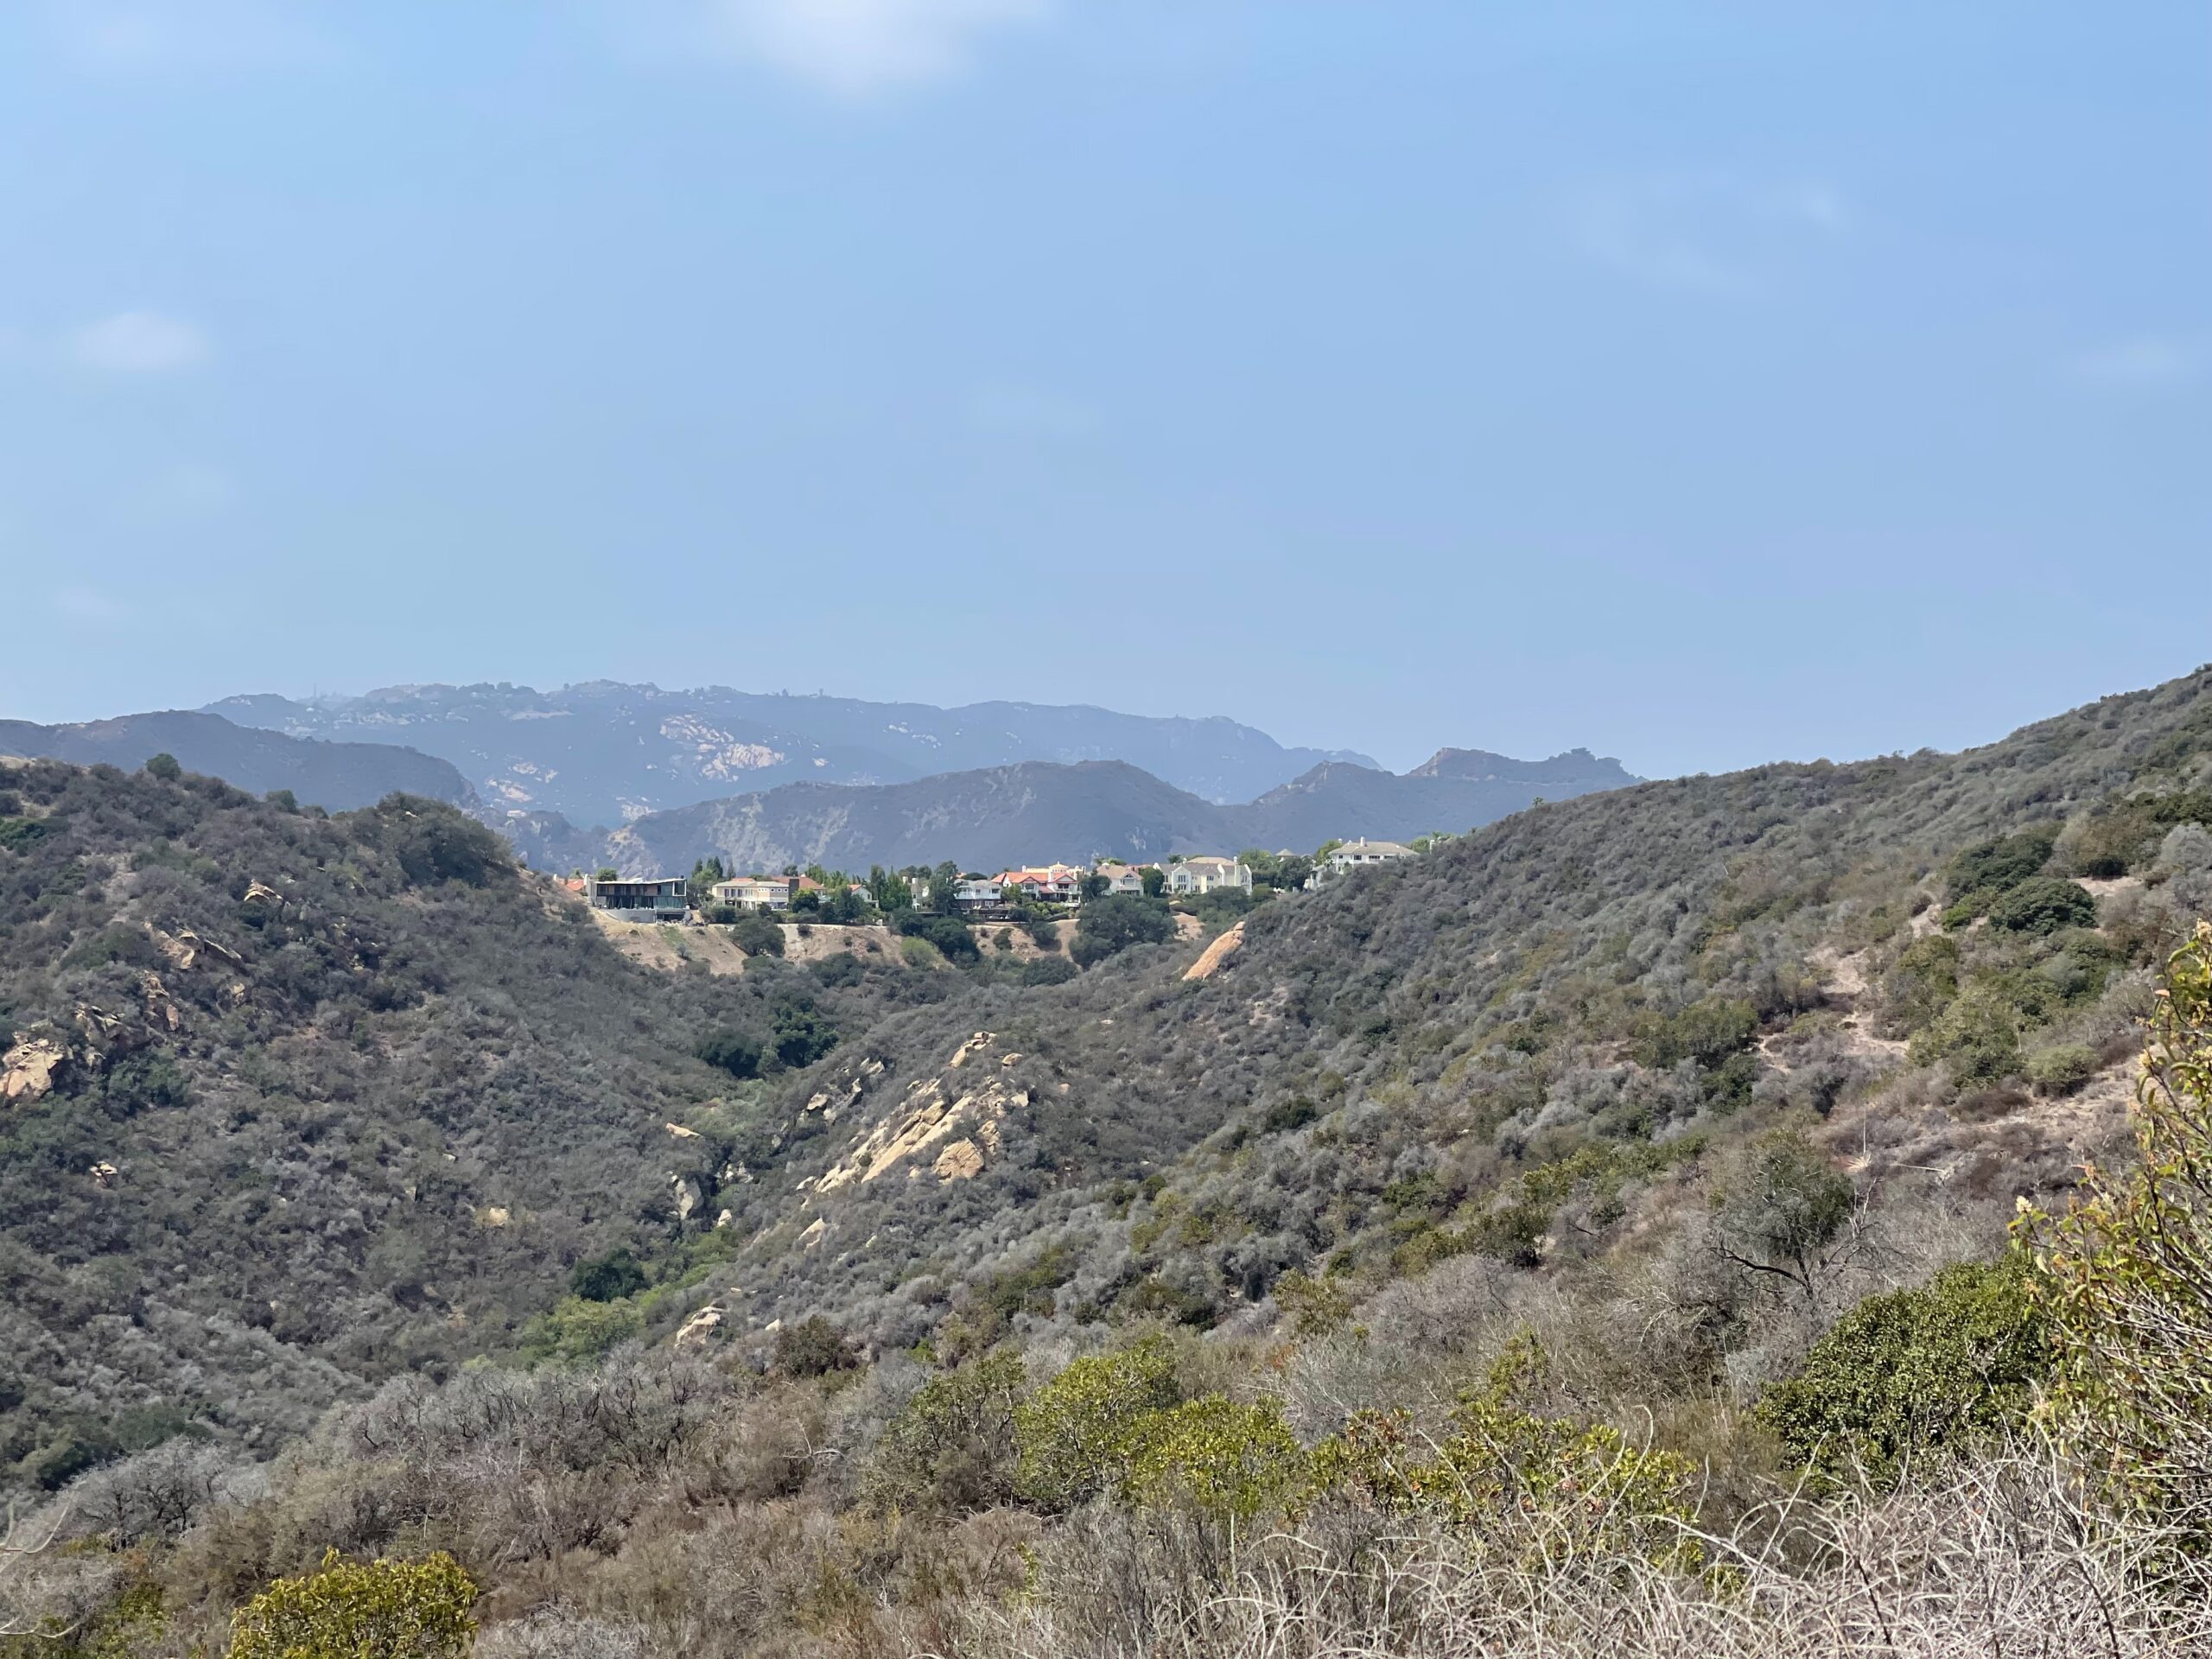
[[1072, 894, 1175, 968]]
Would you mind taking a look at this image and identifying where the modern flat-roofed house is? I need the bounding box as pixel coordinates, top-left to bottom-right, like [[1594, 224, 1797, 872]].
[[1091, 863, 1154, 897], [1326, 837, 1415, 876], [711, 875, 791, 912], [583, 874, 689, 917], [1167, 855, 1253, 896]]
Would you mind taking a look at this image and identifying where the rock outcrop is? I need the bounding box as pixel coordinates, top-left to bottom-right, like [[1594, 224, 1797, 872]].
[[3, 1034, 76, 1104]]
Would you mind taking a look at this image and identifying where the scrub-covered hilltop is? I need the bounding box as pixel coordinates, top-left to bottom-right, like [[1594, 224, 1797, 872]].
[[0, 759, 972, 1485]]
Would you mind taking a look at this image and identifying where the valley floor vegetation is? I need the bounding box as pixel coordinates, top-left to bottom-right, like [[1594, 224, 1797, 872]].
[[3, 668, 2212, 1656], [8, 925, 2212, 1656]]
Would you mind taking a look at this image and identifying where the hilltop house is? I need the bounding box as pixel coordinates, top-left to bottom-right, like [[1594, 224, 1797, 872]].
[[583, 874, 689, 917], [1167, 855, 1253, 897], [999, 863, 1086, 906], [711, 875, 792, 912], [952, 877, 1007, 917], [1091, 863, 1154, 897], [1326, 837, 1415, 876]]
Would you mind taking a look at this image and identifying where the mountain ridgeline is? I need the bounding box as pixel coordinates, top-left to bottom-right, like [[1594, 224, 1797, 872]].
[[207, 681, 1387, 826], [504, 747, 1640, 876], [0, 712, 475, 813]]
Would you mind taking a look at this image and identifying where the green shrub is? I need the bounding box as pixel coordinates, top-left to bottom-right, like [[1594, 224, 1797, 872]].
[[773, 1314, 859, 1378], [2028, 922, 2212, 1507], [1121, 1395, 1308, 1525], [728, 912, 785, 957], [1987, 875, 2099, 936], [1757, 1257, 2050, 1492], [569, 1247, 648, 1302], [380, 796, 509, 888], [899, 912, 980, 965], [230, 1549, 475, 1659], [696, 1030, 763, 1079], [1632, 995, 1758, 1071], [1715, 1131, 1856, 1287], [866, 1351, 1026, 1514], [1071, 894, 1174, 968], [1312, 1338, 1697, 1567], [2026, 1043, 2101, 1096], [1946, 827, 2058, 905], [521, 1295, 644, 1363], [1014, 1337, 1183, 1510], [812, 951, 865, 988], [1885, 934, 1961, 1033], [1026, 917, 1060, 951], [771, 997, 838, 1069], [143, 752, 183, 783], [1908, 982, 2021, 1081], [1022, 957, 1077, 987], [1262, 1096, 1319, 1134], [2065, 791, 2212, 878], [0, 816, 49, 853]]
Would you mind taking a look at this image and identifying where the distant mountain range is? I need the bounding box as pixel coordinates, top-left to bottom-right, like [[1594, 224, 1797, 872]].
[[207, 681, 1382, 827], [0, 711, 475, 811], [503, 748, 1640, 876]]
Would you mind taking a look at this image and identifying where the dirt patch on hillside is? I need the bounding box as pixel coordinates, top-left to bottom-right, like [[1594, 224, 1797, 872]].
[[1174, 912, 1205, 943], [587, 910, 750, 976], [780, 924, 909, 965], [969, 919, 1077, 963]]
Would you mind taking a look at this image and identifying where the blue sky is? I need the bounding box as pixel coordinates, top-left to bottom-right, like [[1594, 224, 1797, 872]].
[[1, 2, 2205, 779]]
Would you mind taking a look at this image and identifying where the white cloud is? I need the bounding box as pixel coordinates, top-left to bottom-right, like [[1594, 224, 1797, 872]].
[[1569, 174, 1849, 296], [2073, 336, 2197, 387], [702, 0, 1049, 98], [72, 311, 210, 373]]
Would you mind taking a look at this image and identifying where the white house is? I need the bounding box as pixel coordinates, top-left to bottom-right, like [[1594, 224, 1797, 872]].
[[998, 864, 1086, 906], [1325, 837, 1415, 876], [952, 877, 1007, 916], [1091, 863, 1153, 897], [1167, 855, 1253, 896], [710, 875, 792, 911]]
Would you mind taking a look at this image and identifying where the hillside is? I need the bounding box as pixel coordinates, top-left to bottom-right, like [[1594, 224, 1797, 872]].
[[0, 711, 475, 812], [655, 664, 2212, 1356], [505, 748, 1641, 876], [207, 681, 1385, 825], [0, 759, 982, 1487], [5, 668, 2211, 1658]]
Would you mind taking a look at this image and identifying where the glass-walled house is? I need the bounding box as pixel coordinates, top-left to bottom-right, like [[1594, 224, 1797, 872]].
[[582, 874, 689, 917]]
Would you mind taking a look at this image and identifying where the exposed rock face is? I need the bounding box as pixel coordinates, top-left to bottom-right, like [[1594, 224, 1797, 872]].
[[671, 1173, 704, 1222], [817, 1032, 1024, 1192], [1183, 919, 1246, 982], [141, 972, 181, 1033], [239, 880, 289, 925], [3, 1036, 75, 1103], [88, 1161, 119, 1188], [931, 1139, 985, 1180], [675, 1304, 725, 1347]]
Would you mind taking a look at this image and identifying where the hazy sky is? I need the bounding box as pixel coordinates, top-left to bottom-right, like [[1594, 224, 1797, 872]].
[[2, 3, 2206, 777]]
